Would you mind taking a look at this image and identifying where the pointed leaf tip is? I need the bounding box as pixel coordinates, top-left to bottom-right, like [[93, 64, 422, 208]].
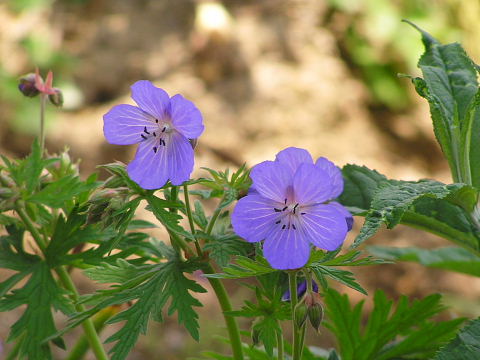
[[402, 19, 439, 49]]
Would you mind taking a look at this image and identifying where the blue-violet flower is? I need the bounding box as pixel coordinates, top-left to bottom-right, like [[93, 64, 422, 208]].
[[231, 147, 352, 270], [103, 80, 204, 189]]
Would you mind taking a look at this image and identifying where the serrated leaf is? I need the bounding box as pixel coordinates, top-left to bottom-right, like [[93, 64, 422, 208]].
[[434, 318, 480, 360], [146, 195, 192, 240], [310, 265, 367, 295], [367, 246, 480, 276], [28, 175, 98, 208], [0, 262, 72, 360], [339, 164, 388, 213], [205, 256, 277, 279], [353, 180, 475, 247], [0, 226, 40, 271], [99, 162, 145, 193], [324, 288, 463, 360], [203, 234, 251, 266]]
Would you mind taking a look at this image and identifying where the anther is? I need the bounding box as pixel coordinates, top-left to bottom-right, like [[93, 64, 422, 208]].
[[282, 224, 286, 230], [284, 198, 287, 204], [162, 127, 166, 133], [274, 208, 282, 212], [275, 220, 281, 224], [141, 134, 147, 140], [293, 204, 299, 214], [153, 146, 158, 153], [282, 206, 288, 211], [159, 139, 166, 146], [300, 212, 306, 215], [292, 224, 296, 230], [153, 132, 156, 137], [144, 126, 150, 134], [155, 119, 159, 123]]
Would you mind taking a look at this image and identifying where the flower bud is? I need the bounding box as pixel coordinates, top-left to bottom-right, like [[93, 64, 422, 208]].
[[305, 292, 324, 332], [294, 301, 308, 328], [18, 73, 39, 97], [48, 88, 63, 107]]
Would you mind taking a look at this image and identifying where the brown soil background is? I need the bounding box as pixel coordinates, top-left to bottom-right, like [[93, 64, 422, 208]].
[[1, 0, 480, 359]]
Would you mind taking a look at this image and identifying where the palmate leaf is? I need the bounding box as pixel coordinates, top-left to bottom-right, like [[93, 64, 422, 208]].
[[0, 262, 73, 360], [204, 255, 277, 279], [367, 246, 480, 277], [57, 251, 206, 360], [324, 288, 464, 360]]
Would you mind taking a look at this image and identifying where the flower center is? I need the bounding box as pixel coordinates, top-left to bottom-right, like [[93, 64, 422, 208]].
[[139, 119, 174, 153], [272, 198, 307, 230]]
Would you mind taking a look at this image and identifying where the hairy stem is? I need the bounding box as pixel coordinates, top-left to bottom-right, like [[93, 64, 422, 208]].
[[183, 184, 202, 254], [15, 202, 108, 360], [39, 94, 47, 156], [65, 306, 118, 360], [203, 264, 244, 360], [288, 271, 302, 360]]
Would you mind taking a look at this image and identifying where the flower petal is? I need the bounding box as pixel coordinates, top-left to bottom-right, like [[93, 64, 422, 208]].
[[131, 80, 170, 119], [127, 132, 194, 189], [263, 225, 311, 270], [315, 157, 344, 199], [275, 147, 313, 173], [293, 163, 332, 204], [329, 201, 354, 231], [300, 203, 347, 251], [250, 161, 292, 203], [232, 195, 279, 243], [170, 94, 204, 138], [103, 104, 154, 145]]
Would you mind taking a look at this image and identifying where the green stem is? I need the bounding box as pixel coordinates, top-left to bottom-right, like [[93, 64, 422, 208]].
[[305, 270, 313, 293], [206, 207, 222, 236], [56, 267, 109, 360], [5, 338, 22, 360], [183, 184, 202, 254], [401, 210, 480, 256], [276, 330, 284, 360], [15, 202, 108, 360], [65, 306, 118, 360], [39, 94, 47, 157], [15, 201, 47, 251], [203, 264, 244, 360], [288, 271, 301, 360]]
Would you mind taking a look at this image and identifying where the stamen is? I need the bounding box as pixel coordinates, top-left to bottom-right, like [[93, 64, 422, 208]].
[[284, 198, 287, 204], [282, 224, 286, 230], [141, 134, 147, 140], [162, 127, 166, 133], [144, 126, 150, 134], [282, 206, 288, 211], [153, 146, 158, 153], [293, 203, 299, 214], [301, 212, 306, 215], [155, 119, 159, 123], [292, 224, 296, 230], [159, 139, 166, 146], [275, 220, 281, 224], [274, 208, 282, 212], [153, 132, 156, 137]]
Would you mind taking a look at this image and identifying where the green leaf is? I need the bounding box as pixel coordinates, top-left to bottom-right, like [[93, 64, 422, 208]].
[[367, 246, 480, 276], [434, 318, 480, 360], [0, 262, 72, 360], [203, 234, 251, 267], [310, 265, 367, 295], [205, 255, 277, 279], [353, 180, 475, 247], [0, 225, 40, 271], [324, 288, 463, 360], [99, 162, 145, 193], [58, 254, 205, 360], [28, 174, 98, 208], [339, 164, 388, 213], [145, 195, 192, 240]]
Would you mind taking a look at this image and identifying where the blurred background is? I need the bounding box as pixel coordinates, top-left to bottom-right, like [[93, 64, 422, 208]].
[[1, 0, 480, 358]]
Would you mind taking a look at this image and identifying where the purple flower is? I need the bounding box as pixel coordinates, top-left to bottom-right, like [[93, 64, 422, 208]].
[[231, 147, 351, 270], [282, 280, 319, 301], [103, 80, 204, 189]]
